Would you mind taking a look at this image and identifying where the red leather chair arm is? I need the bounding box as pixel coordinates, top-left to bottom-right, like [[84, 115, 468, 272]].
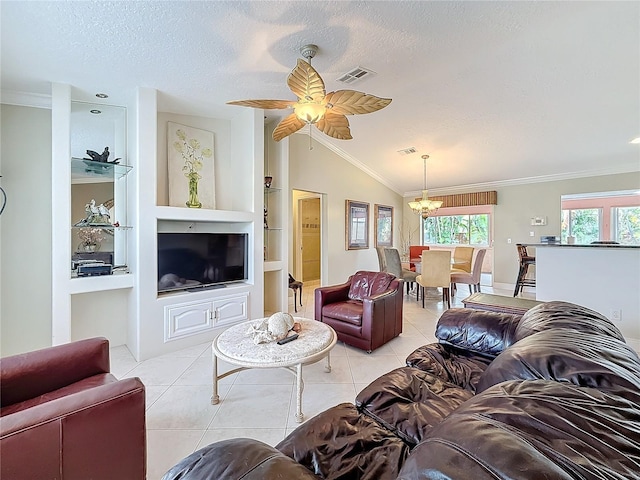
[[315, 280, 351, 321], [1, 337, 110, 407], [1, 377, 146, 480], [361, 280, 402, 341]]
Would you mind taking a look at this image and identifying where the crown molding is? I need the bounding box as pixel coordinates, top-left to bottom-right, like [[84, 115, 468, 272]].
[[1, 89, 51, 109], [294, 129, 403, 195], [403, 164, 640, 198]]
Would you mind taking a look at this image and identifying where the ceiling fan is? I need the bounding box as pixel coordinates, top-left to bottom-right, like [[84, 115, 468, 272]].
[[227, 44, 392, 142]]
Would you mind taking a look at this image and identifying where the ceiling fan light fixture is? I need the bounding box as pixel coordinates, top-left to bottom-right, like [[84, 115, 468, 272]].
[[294, 101, 325, 124], [227, 44, 391, 142]]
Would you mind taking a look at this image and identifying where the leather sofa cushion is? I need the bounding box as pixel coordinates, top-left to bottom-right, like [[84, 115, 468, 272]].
[[405, 343, 494, 392], [277, 402, 410, 480], [398, 379, 640, 480], [321, 300, 363, 325], [356, 367, 473, 446], [476, 328, 640, 394], [514, 300, 625, 342], [435, 308, 522, 356], [162, 438, 320, 480], [347, 271, 394, 301]]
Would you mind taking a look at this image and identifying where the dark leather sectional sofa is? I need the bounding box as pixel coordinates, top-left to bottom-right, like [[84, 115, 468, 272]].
[[162, 301, 640, 479]]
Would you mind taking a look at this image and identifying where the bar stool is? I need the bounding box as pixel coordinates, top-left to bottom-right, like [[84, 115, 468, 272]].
[[513, 244, 536, 296], [288, 273, 303, 312]]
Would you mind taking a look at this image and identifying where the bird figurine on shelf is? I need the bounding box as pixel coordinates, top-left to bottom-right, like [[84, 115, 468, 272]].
[[84, 146, 120, 164]]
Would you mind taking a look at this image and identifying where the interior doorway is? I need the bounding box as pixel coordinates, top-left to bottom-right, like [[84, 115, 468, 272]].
[[293, 190, 322, 283]]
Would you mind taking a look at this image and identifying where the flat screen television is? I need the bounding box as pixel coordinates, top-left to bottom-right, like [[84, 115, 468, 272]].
[[157, 232, 248, 294]]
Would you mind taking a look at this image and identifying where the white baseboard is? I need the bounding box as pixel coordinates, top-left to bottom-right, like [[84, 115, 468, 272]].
[[492, 282, 515, 291]]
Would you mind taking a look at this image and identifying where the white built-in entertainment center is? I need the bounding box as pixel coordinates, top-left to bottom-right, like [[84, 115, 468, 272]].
[[52, 84, 289, 361]]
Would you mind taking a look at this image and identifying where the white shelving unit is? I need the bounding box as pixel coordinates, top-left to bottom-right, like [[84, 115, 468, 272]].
[[51, 84, 286, 360], [263, 124, 289, 315], [51, 84, 135, 346], [129, 89, 266, 360]]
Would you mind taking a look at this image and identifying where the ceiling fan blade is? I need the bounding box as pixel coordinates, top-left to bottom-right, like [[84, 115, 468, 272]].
[[324, 90, 392, 115], [227, 99, 294, 109], [272, 113, 306, 141], [315, 112, 352, 140], [287, 59, 326, 101]]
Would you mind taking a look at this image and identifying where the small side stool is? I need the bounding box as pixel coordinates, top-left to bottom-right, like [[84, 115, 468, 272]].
[[288, 274, 303, 313]]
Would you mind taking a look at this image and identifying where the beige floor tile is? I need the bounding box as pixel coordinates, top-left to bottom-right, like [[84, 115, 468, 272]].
[[208, 383, 293, 429], [145, 385, 170, 410], [301, 356, 353, 384], [155, 341, 210, 358], [388, 334, 432, 359], [147, 429, 204, 480], [110, 345, 140, 378], [233, 366, 296, 385], [347, 355, 404, 385], [174, 355, 227, 386], [124, 356, 195, 386], [146, 384, 227, 430]]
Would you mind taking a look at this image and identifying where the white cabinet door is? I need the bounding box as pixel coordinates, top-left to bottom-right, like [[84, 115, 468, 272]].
[[212, 293, 249, 327], [164, 301, 213, 342]]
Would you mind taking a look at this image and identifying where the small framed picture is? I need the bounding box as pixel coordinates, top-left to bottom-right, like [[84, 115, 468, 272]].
[[345, 200, 370, 250], [374, 204, 394, 248]]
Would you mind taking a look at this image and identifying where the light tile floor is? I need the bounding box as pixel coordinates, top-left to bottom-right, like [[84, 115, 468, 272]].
[[112, 279, 533, 479]]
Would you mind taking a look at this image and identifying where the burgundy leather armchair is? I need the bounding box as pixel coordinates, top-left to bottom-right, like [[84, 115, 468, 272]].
[[0, 337, 146, 480], [315, 271, 403, 352]]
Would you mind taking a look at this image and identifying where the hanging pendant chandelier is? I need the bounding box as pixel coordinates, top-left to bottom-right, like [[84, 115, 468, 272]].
[[408, 155, 442, 219]]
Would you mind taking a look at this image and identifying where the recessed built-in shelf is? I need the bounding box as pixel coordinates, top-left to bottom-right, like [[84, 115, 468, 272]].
[[264, 261, 283, 272], [68, 272, 134, 294], [71, 158, 132, 180], [155, 205, 254, 223], [72, 224, 133, 230]]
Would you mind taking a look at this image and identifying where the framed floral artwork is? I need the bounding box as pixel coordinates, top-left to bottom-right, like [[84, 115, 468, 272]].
[[374, 204, 394, 248], [168, 122, 215, 209], [345, 200, 369, 250]]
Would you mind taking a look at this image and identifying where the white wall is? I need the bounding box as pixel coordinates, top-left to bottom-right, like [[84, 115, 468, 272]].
[[289, 134, 404, 285], [0, 104, 53, 356]]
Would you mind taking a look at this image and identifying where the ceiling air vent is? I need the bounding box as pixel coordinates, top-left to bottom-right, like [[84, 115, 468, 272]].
[[397, 147, 417, 155], [337, 66, 376, 85]]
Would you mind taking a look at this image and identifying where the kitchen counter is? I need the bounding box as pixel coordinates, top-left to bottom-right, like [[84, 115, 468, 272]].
[[524, 243, 640, 249], [530, 243, 639, 348]]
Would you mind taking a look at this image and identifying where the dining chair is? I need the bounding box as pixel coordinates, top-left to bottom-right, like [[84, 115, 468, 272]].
[[513, 244, 536, 296], [451, 248, 487, 295], [375, 246, 387, 272], [415, 250, 451, 309], [451, 246, 474, 273], [408, 245, 430, 271], [383, 248, 418, 295]]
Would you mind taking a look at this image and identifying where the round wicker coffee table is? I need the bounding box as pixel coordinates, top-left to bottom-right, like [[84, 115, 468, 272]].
[[211, 317, 337, 422]]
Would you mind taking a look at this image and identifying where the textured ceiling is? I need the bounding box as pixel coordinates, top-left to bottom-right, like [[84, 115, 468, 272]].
[[1, 1, 638, 195]]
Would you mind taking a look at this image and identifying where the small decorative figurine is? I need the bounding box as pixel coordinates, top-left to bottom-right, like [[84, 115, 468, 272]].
[[84, 146, 121, 164], [74, 199, 111, 226]]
